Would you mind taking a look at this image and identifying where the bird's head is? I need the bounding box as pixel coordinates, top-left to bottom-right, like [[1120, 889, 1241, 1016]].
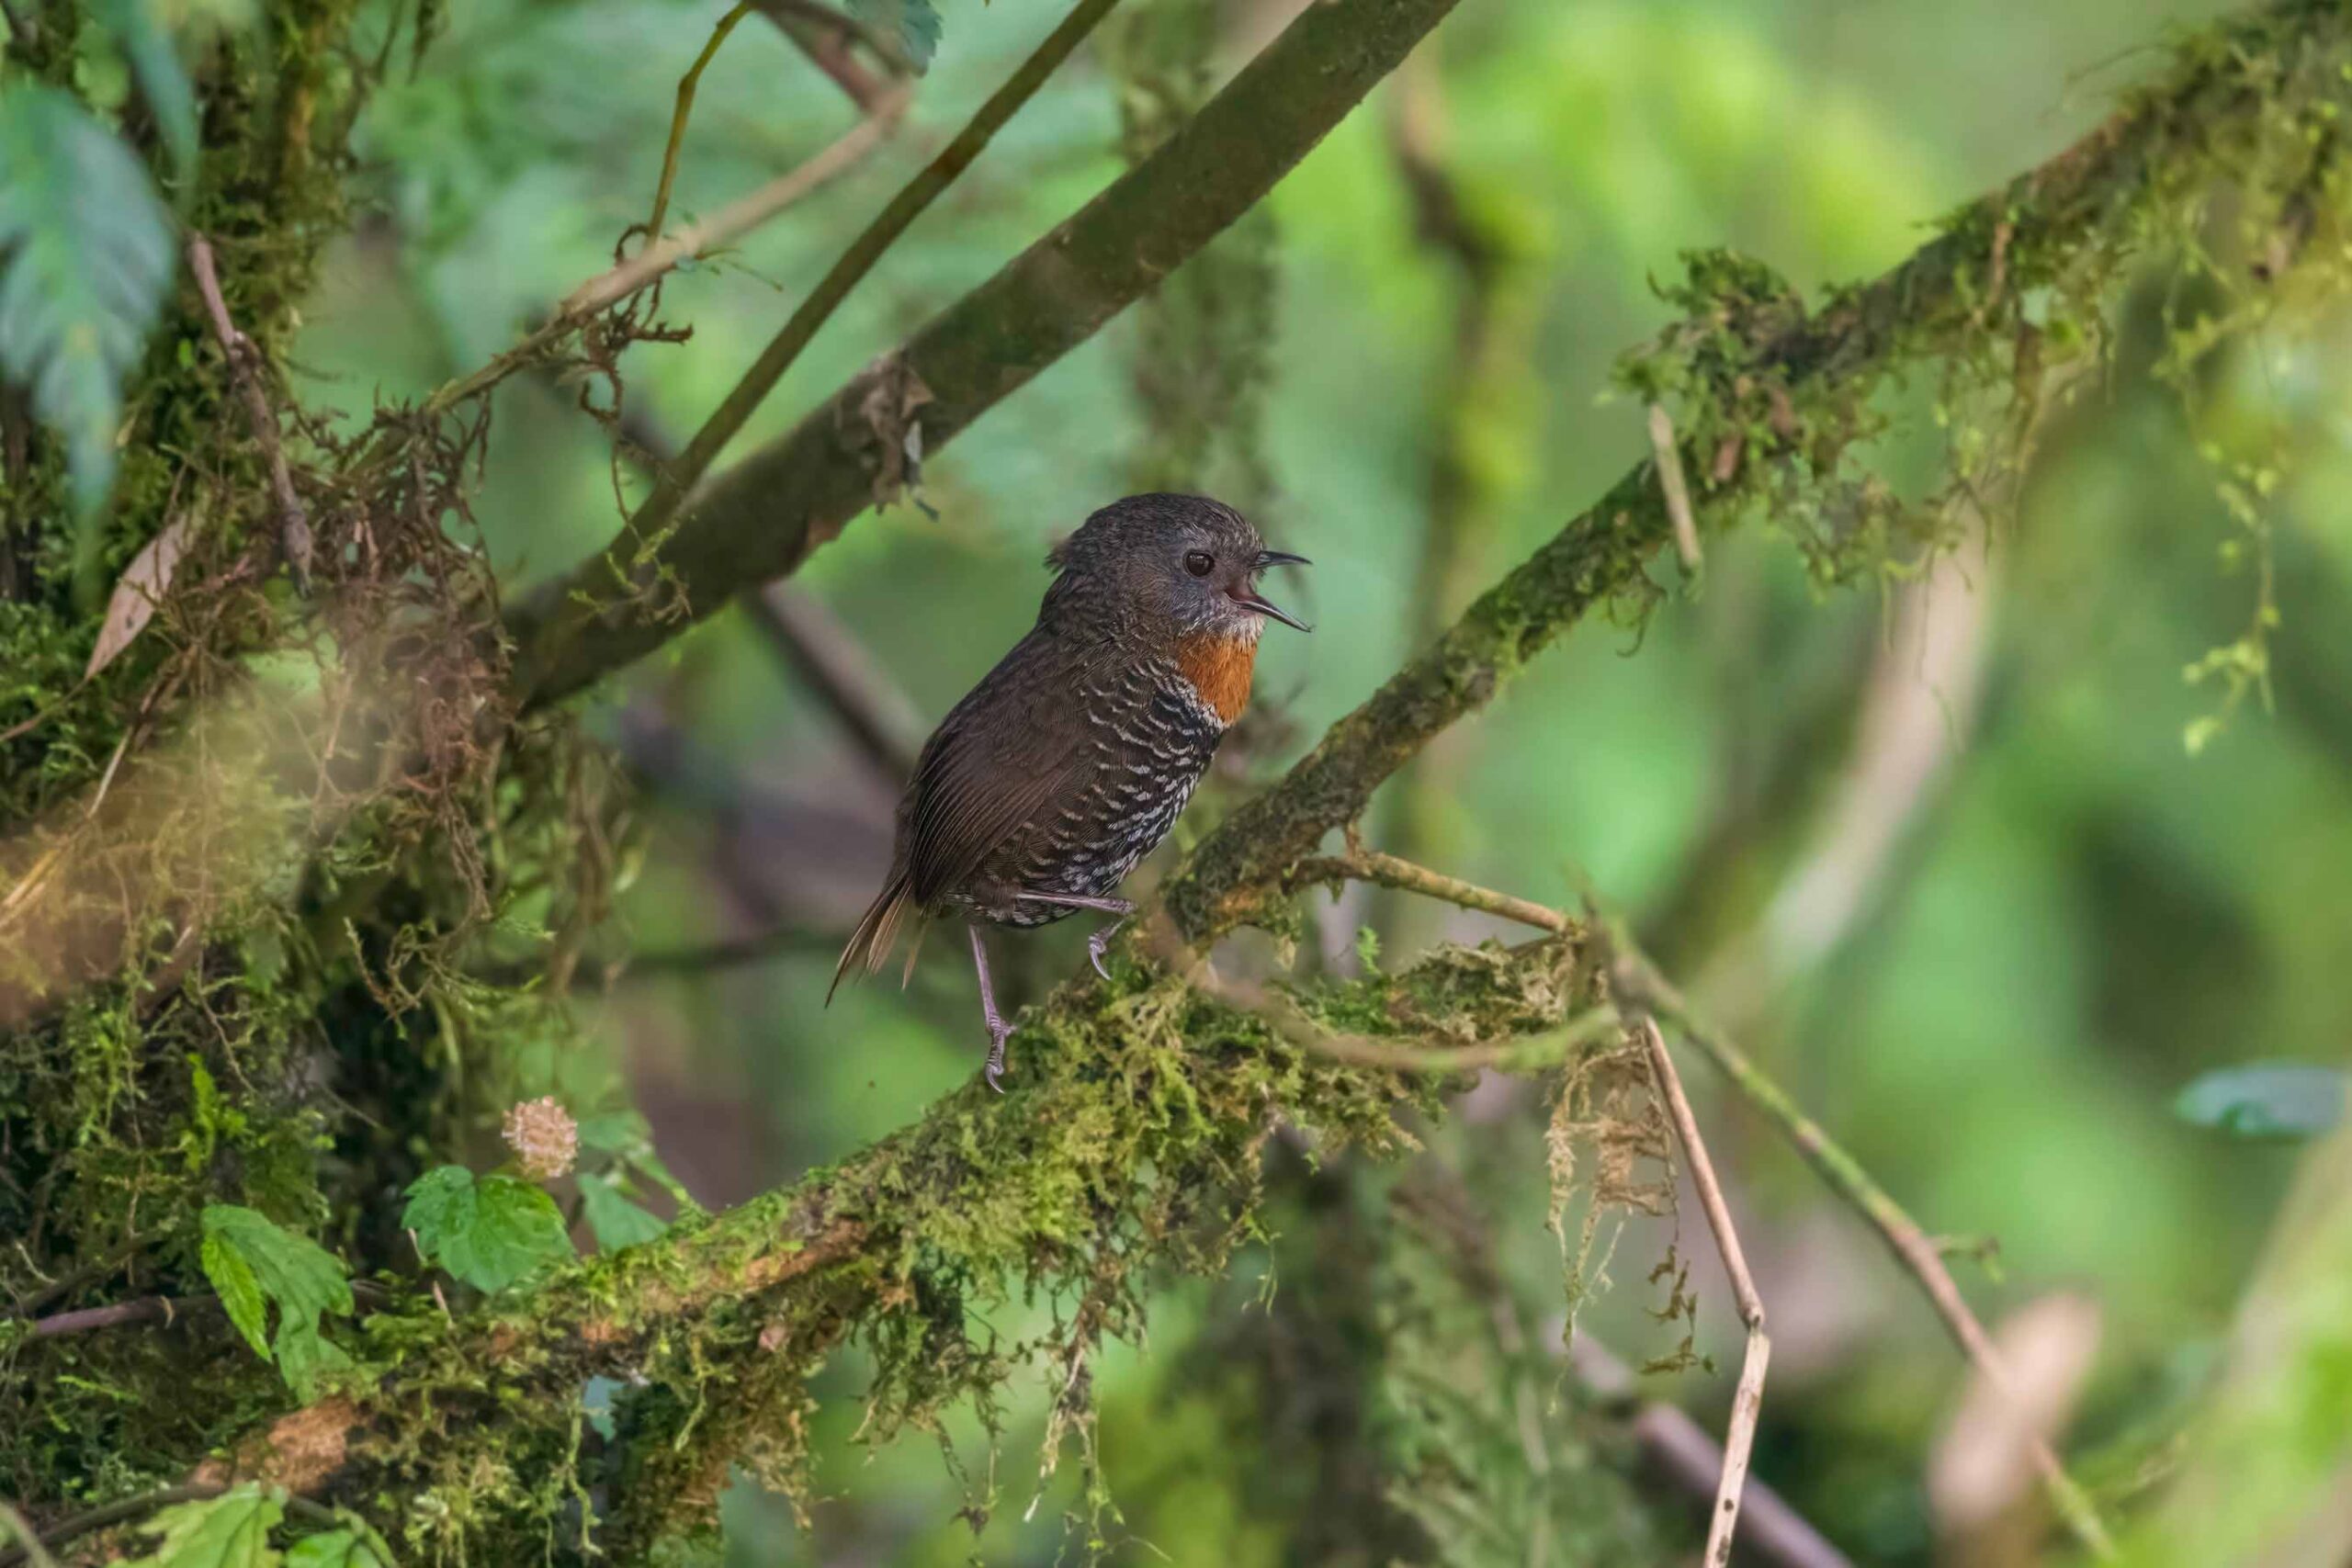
[[1045, 493, 1310, 643]]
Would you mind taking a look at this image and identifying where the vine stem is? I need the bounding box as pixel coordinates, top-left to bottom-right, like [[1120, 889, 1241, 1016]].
[[645, 1, 758, 245]]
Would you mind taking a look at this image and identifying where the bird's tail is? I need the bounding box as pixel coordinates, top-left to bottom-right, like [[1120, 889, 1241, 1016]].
[[828, 872, 922, 1005]]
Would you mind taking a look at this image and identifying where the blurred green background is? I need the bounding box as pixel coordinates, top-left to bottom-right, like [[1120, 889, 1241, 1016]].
[[294, 0, 2352, 1558]]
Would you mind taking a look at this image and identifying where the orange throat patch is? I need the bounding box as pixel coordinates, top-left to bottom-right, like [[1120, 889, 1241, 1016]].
[[1173, 633, 1258, 726]]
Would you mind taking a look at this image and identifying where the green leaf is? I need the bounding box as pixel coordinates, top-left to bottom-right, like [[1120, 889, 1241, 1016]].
[[285, 1528, 391, 1568], [273, 1317, 356, 1402], [0, 89, 175, 523], [576, 1108, 689, 1202], [2176, 1064, 2347, 1142], [200, 1228, 269, 1359], [849, 0, 942, 73], [122, 1484, 283, 1568], [401, 1165, 574, 1292], [575, 1110, 649, 1154], [90, 0, 200, 178], [579, 1170, 666, 1251], [198, 1205, 355, 1397]]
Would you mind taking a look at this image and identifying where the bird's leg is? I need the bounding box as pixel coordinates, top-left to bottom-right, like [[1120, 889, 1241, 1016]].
[[1013, 892, 1136, 981], [969, 923, 1013, 1094]]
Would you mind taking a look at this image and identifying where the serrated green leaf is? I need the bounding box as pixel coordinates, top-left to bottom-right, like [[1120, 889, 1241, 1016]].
[[2176, 1063, 2346, 1142], [575, 1110, 650, 1155], [122, 1484, 283, 1568], [0, 89, 175, 523], [90, 0, 199, 178], [849, 0, 942, 73], [576, 1109, 689, 1202], [401, 1165, 574, 1292], [199, 1205, 355, 1396], [284, 1529, 393, 1568], [579, 1170, 666, 1251], [273, 1317, 356, 1402], [200, 1229, 269, 1359]]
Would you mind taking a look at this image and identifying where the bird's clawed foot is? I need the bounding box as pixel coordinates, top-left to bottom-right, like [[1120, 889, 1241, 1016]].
[[1085, 917, 1129, 982], [982, 1014, 1014, 1095], [970, 922, 1014, 1095]]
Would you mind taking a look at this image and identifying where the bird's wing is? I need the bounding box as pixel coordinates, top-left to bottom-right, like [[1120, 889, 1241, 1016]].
[[903, 628, 1100, 906]]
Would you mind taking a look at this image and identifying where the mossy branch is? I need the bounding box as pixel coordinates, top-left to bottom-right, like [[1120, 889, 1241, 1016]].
[[200, 948, 1582, 1544]]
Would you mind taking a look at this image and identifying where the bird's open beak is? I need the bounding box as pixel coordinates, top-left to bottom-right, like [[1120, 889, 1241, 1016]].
[[1236, 549, 1312, 632]]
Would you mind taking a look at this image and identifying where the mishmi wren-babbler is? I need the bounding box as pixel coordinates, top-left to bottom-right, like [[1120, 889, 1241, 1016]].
[[828, 493, 1309, 1090]]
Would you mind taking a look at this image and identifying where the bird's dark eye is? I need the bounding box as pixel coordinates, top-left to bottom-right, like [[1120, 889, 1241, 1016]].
[[1184, 550, 1216, 578]]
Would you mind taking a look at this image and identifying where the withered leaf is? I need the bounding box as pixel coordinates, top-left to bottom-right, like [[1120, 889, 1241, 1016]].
[[85, 513, 191, 679]]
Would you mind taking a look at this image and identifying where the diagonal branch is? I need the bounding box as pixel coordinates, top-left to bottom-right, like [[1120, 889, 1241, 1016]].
[[1160, 6, 2352, 942], [503, 0, 1473, 705]]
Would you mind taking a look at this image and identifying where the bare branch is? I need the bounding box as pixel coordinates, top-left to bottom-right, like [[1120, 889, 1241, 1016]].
[[186, 235, 312, 592], [26, 1293, 210, 1338], [1290, 845, 1568, 934]]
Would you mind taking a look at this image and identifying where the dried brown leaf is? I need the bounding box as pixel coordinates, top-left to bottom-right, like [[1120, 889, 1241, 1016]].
[[85, 514, 191, 679]]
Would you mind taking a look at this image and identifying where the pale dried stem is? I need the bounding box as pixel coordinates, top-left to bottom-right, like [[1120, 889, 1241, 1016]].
[[1637, 1013, 1769, 1564], [1647, 401, 1702, 571]]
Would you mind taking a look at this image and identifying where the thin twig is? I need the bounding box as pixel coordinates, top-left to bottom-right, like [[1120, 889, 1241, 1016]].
[[1612, 951, 2116, 1558], [606, 0, 1124, 569], [1636, 1014, 1769, 1566], [645, 1, 760, 244], [185, 236, 312, 592], [1569, 1337, 1851, 1568], [1290, 847, 1568, 934], [27, 1292, 212, 1338], [6, 1234, 154, 1319], [424, 88, 912, 418], [1648, 402, 1702, 572]]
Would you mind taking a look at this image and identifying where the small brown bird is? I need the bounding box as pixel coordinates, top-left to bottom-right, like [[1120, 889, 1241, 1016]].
[[828, 494, 1309, 1089]]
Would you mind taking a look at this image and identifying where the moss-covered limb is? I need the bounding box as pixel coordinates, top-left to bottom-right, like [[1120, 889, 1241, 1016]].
[[1162, 0, 2352, 943], [199, 942, 1585, 1549], [501, 0, 1469, 708]]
